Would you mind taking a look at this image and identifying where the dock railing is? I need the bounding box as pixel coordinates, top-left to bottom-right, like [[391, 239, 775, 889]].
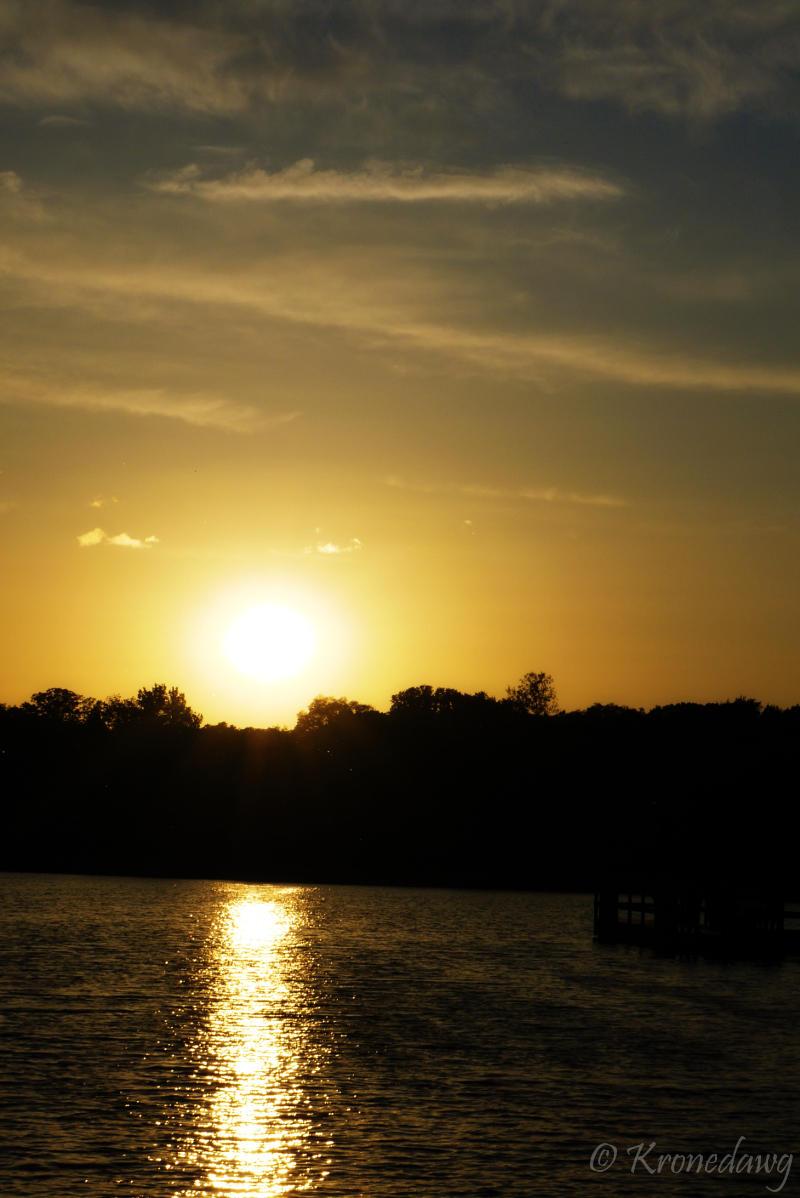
[[595, 889, 800, 943]]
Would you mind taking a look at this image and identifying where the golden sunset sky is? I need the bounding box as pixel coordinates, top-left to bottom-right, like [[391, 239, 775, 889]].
[[2, 0, 799, 726]]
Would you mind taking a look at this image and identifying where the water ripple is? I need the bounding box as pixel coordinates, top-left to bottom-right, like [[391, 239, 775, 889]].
[[1, 875, 799, 1196]]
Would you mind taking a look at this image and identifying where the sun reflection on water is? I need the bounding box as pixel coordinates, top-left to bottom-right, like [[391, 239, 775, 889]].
[[176, 889, 331, 1196]]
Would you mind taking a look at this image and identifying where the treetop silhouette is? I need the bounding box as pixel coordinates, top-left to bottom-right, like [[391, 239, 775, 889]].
[[20, 687, 100, 723], [295, 695, 376, 732], [390, 685, 497, 715], [504, 671, 559, 716], [17, 684, 202, 730]]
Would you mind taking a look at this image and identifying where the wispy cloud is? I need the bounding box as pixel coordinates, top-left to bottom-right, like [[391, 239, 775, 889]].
[[538, 0, 800, 120], [0, 171, 23, 193], [77, 526, 106, 546], [47, 386, 275, 431], [3, 230, 800, 400], [77, 527, 158, 548], [107, 532, 148, 548], [152, 160, 625, 205], [0, 0, 246, 113], [516, 488, 624, 507], [0, 364, 299, 432], [0, 170, 47, 221], [194, 144, 246, 156], [382, 323, 800, 397], [37, 114, 90, 127], [384, 477, 627, 508], [305, 538, 363, 554], [89, 495, 117, 508], [3, 211, 800, 401], [0, 0, 796, 122]]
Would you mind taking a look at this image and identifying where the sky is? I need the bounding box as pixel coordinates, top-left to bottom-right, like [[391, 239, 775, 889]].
[[1, 0, 800, 727]]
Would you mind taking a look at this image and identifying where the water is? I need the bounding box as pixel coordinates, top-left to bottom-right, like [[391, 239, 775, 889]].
[[1, 874, 798, 1197]]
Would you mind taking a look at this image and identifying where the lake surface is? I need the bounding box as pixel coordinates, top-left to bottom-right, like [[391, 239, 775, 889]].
[[1, 874, 798, 1197]]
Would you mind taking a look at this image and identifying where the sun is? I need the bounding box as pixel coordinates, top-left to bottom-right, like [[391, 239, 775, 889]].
[[223, 604, 317, 684]]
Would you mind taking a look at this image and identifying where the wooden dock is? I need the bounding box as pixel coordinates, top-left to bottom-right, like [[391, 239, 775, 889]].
[[594, 889, 800, 955]]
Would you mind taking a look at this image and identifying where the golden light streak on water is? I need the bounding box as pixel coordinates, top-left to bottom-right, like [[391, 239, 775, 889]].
[[175, 889, 332, 1196]]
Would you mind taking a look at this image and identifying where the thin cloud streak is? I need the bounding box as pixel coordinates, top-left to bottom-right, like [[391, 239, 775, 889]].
[[305, 538, 363, 554], [391, 323, 800, 396], [46, 386, 288, 432], [37, 114, 90, 126], [0, 0, 246, 113], [384, 477, 627, 508], [1, 0, 798, 121], [153, 160, 625, 205], [538, 0, 800, 120], [3, 243, 800, 399], [0, 364, 299, 432]]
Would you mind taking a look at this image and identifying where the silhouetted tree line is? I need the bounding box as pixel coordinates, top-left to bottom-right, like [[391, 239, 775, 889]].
[[16, 684, 202, 730], [2, 674, 799, 892]]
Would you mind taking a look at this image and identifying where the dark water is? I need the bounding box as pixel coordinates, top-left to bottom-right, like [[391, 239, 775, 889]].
[[1, 875, 798, 1197]]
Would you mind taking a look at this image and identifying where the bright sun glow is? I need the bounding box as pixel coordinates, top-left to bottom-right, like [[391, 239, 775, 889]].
[[223, 605, 317, 683]]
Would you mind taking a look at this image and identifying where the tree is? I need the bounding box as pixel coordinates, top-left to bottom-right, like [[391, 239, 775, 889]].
[[582, 702, 644, 719], [18, 684, 202, 730], [295, 695, 375, 732], [505, 671, 559, 716], [389, 685, 438, 715], [390, 685, 497, 716], [134, 684, 203, 729], [20, 688, 99, 723], [98, 695, 140, 730]]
